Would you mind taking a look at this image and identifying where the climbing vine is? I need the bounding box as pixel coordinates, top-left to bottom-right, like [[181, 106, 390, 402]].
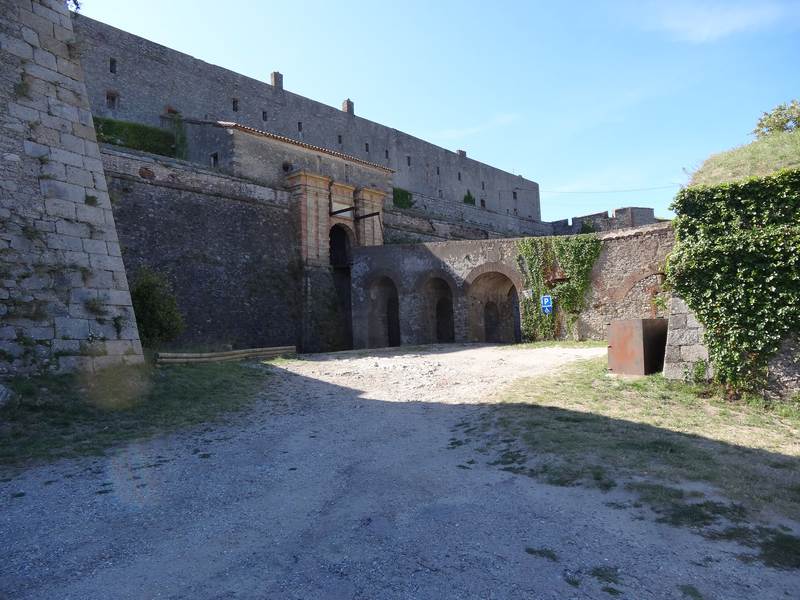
[[516, 234, 602, 341], [667, 168, 800, 394]]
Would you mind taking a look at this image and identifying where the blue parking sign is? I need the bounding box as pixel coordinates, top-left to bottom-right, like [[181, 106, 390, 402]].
[[541, 294, 553, 315]]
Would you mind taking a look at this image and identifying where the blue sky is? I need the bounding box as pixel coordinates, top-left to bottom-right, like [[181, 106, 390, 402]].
[[78, 0, 799, 222]]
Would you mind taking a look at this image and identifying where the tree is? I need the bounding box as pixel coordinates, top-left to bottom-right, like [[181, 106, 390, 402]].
[[752, 99, 800, 139]]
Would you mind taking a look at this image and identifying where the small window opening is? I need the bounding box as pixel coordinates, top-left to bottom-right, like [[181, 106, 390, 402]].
[[232, 98, 239, 112], [297, 121, 303, 132], [438, 189, 443, 198], [436, 166, 440, 175], [210, 152, 219, 168], [365, 142, 369, 153], [337, 134, 342, 144], [109, 58, 117, 74], [458, 171, 461, 181], [262, 110, 268, 121], [105, 92, 118, 109], [512, 190, 518, 200], [481, 181, 485, 190], [406, 155, 411, 167], [480, 198, 486, 208], [385, 149, 389, 159]]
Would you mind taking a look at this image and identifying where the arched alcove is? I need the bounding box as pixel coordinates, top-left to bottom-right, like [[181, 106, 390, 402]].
[[467, 271, 520, 343], [420, 276, 455, 344], [367, 276, 401, 348]]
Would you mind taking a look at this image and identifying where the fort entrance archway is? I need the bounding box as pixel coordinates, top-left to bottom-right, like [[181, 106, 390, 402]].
[[330, 224, 355, 349], [367, 276, 401, 348]]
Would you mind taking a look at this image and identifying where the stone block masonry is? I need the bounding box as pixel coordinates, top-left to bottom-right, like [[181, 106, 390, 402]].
[[663, 296, 799, 399], [101, 145, 298, 350], [0, 0, 143, 374], [72, 15, 542, 231]]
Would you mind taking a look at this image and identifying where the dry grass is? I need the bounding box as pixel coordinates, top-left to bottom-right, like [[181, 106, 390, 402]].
[[485, 358, 800, 520], [0, 362, 269, 467], [690, 129, 800, 186]]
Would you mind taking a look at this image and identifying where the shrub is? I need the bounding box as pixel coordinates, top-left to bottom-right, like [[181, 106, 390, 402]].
[[130, 268, 185, 347], [667, 168, 800, 394], [94, 117, 176, 157], [463, 190, 476, 205], [392, 187, 414, 209]]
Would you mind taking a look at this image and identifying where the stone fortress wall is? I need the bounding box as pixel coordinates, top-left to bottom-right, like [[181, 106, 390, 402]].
[[100, 145, 298, 350], [0, 0, 143, 375], [350, 223, 674, 348], [71, 15, 543, 229]]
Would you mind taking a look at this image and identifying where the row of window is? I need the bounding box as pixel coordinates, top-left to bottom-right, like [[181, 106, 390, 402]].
[[106, 59, 520, 203]]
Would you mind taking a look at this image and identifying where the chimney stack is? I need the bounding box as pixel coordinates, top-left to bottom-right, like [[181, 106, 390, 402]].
[[271, 71, 283, 90], [342, 98, 354, 115], [457, 149, 467, 158]]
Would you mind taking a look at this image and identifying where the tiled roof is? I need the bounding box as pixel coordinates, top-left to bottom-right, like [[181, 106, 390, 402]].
[[215, 121, 395, 173]]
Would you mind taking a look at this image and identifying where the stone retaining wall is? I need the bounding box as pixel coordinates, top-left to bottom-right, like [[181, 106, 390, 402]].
[[101, 146, 298, 350]]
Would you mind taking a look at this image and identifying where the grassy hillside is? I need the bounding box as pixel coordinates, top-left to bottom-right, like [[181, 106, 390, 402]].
[[690, 129, 800, 186]]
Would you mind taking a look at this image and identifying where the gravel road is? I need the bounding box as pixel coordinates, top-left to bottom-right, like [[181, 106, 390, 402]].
[[1, 344, 796, 599]]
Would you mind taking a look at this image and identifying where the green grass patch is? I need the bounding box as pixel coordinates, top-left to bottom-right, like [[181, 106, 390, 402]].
[[678, 584, 704, 599], [690, 129, 800, 186], [0, 362, 268, 466], [512, 340, 607, 349], [484, 357, 800, 520], [589, 566, 621, 585], [524, 546, 558, 561], [94, 116, 176, 158]]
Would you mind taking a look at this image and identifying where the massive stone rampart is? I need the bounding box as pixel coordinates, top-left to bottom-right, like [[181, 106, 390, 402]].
[[0, 0, 142, 375], [72, 15, 542, 230]]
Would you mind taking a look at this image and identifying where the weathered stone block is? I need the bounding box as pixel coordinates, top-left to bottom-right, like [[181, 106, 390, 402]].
[[76, 203, 105, 224], [33, 46, 57, 70], [0, 33, 34, 60], [23, 140, 49, 159], [55, 219, 89, 238], [59, 132, 85, 155], [41, 179, 84, 203], [82, 238, 107, 255], [44, 198, 76, 219], [64, 164, 93, 186], [680, 344, 709, 362], [54, 316, 89, 340], [89, 253, 124, 272], [48, 146, 84, 168], [28, 325, 54, 340]]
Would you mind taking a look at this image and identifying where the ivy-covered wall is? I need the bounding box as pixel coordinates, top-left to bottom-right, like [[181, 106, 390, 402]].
[[666, 169, 800, 397], [516, 235, 602, 340]]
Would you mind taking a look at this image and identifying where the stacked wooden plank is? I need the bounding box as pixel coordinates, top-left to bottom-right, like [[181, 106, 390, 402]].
[[155, 346, 295, 365]]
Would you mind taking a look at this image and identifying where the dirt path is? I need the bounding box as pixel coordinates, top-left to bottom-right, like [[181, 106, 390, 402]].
[[1, 345, 796, 599]]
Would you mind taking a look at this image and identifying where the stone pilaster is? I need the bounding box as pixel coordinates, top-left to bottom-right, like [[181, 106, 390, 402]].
[[355, 187, 386, 247]]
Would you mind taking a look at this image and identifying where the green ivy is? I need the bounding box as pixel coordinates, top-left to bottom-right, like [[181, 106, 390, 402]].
[[392, 187, 414, 209], [516, 234, 602, 341], [667, 168, 800, 394], [94, 117, 176, 157], [463, 190, 476, 205]]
